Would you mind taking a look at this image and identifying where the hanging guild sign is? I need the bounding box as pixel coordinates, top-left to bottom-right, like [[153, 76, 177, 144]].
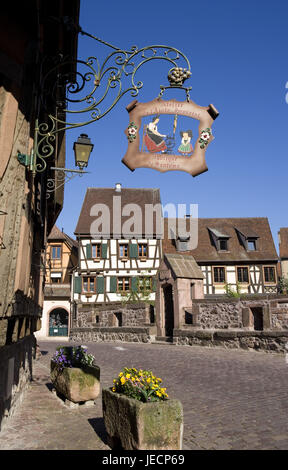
[[122, 97, 219, 177]]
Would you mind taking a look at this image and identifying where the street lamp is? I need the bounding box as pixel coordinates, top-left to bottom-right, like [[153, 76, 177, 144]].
[[46, 133, 93, 198], [73, 133, 94, 170]]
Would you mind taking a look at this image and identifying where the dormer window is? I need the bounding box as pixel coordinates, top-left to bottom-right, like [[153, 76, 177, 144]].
[[170, 228, 191, 252], [208, 228, 230, 252], [247, 239, 257, 251], [235, 228, 258, 251], [219, 239, 228, 251], [176, 236, 190, 252]]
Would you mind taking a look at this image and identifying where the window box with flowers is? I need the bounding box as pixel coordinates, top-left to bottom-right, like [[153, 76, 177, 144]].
[[50, 345, 100, 403], [102, 367, 183, 450]]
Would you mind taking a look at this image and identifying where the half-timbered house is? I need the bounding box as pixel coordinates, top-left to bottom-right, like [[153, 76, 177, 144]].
[[163, 217, 279, 296], [35, 225, 78, 339], [71, 185, 162, 329]]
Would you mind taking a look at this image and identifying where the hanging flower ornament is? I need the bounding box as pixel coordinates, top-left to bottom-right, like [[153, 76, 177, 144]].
[[127, 121, 138, 142], [199, 128, 212, 149]]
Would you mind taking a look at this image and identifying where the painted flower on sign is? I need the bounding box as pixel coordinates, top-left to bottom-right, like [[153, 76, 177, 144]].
[[199, 128, 212, 149], [127, 121, 138, 142]]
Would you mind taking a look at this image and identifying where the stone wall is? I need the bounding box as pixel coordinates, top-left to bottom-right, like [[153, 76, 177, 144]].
[[269, 298, 288, 329], [192, 299, 242, 329], [74, 302, 154, 329], [0, 335, 36, 431], [174, 329, 288, 353], [191, 295, 288, 331], [69, 327, 152, 344]]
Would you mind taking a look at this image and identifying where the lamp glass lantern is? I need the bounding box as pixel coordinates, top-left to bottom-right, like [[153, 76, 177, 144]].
[[73, 133, 94, 170]]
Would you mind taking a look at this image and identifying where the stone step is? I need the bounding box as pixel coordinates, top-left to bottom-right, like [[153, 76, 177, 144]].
[[153, 336, 174, 344]]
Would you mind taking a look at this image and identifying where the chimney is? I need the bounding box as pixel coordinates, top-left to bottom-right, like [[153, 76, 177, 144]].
[[115, 183, 122, 192]]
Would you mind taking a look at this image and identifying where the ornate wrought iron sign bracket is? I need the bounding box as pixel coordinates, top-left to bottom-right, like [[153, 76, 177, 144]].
[[18, 25, 219, 182], [25, 28, 193, 175]]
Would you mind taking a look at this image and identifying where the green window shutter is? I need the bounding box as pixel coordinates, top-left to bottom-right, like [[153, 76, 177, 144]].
[[86, 244, 92, 259], [74, 276, 82, 294], [96, 276, 105, 294], [129, 243, 138, 258], [101, 242, 108, 259], [152, 276, 157, 292], [131, 277, 138, 292], [110, 276, 117, 293]]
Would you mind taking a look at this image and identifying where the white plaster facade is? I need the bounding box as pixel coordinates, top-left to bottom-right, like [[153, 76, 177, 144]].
[[72, 238, 161, 304], [35, 299, 71, 339]]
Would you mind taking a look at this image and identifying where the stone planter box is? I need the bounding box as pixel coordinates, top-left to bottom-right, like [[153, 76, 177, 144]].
[[102, 388, 183, 450], [51, 361, 100, 403]]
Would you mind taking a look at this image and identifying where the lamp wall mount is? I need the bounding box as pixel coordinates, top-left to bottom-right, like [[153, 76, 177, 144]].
[[46, 167, 89, 199]]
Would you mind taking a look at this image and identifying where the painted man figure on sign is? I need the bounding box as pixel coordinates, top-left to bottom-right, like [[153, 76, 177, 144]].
[[144, 115, 167, 153], [178, 130, 193, 155]]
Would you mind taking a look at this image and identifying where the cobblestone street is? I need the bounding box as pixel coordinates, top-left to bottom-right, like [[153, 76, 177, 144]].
[[0, 341, 288, 450]]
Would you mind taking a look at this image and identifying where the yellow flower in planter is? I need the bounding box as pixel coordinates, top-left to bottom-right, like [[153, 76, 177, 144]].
[[112, 367, 169, 403]]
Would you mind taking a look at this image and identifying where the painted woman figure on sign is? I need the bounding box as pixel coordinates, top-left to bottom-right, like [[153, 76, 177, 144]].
[[144, 115, 167, 153], [178, 130, 193, 155]]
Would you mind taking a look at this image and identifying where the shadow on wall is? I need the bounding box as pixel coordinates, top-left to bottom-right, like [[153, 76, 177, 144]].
[[0, 334, 36, 431]]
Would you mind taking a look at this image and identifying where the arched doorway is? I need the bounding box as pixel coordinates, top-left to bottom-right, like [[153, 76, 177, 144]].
[[163, 284, 174, 337], [49, 308, 69, 336]]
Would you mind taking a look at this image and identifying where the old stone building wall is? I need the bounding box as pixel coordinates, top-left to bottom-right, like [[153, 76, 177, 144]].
[[174, 295, 288, 353], [70, 302, 156, 343], [174, 329, 288, 353], [70, 327, 152, 344], [190, 295, 288, 331], [0, 335, 36, 429], [193, 299, 243, 329], [74, 302, 151, 328], [0, 1, 80, 431]]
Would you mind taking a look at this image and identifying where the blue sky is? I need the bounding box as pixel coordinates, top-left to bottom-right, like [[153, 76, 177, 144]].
[[56, 0, 288, 252]]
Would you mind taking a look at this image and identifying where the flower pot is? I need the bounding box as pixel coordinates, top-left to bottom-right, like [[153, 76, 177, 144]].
[[102, 388, 183, 450], [51, 361, 100, 403]]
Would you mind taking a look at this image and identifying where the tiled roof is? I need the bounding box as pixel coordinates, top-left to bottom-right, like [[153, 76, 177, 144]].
[[164, 254, 204, 279], [74, 187, 162, 237], [163, 217, 278, 263], [279, 228, 288, 259], [48, 225, 78, 249], [47, 225, 66, 241]]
